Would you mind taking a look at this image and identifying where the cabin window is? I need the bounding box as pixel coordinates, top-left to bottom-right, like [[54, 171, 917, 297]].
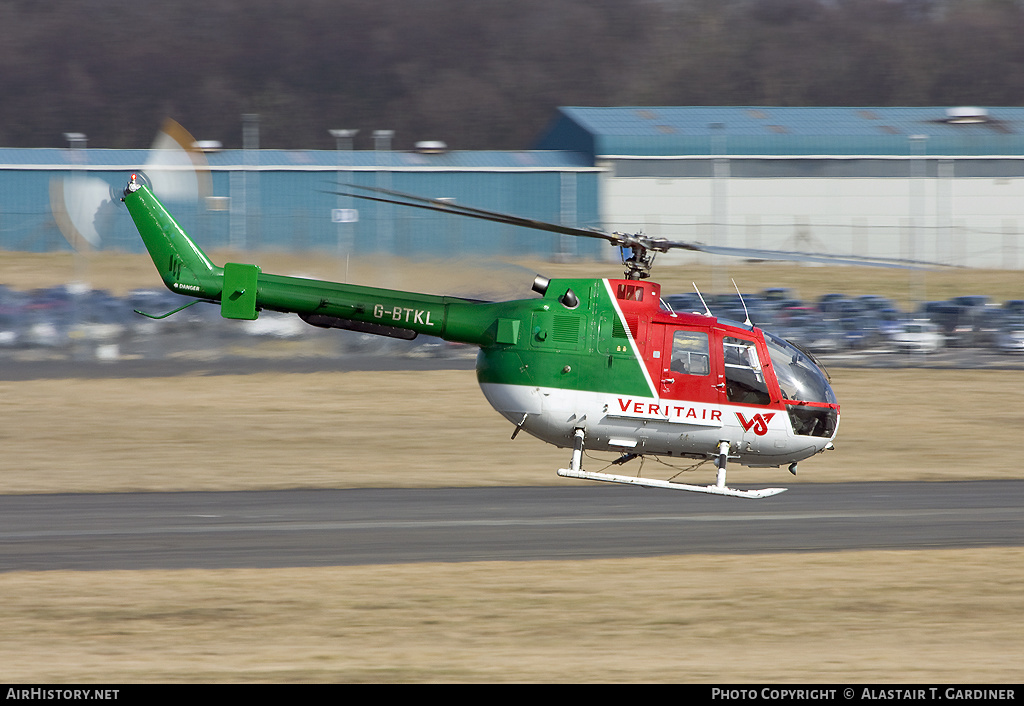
[[670, 330, 710, 376], [723, 336, 771, 405], [616, 283, 644, 302], [763, 331, 835, 405]]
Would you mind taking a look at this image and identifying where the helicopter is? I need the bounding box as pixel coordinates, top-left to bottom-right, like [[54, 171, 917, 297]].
[[121, 172, 934, 499]]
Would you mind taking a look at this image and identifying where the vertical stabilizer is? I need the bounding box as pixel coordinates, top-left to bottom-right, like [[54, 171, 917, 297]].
[[122, 175, 221, 299]]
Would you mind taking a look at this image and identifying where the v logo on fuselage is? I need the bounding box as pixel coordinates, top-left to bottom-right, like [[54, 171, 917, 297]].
[[736, 412, 775, 436]]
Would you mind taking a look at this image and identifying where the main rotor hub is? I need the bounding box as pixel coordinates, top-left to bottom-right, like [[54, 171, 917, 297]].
[[621, 245, 656, 280], [617, 233, 674, 279]]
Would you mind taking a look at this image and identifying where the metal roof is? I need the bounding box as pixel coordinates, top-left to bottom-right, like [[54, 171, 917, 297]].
[[535, 106, 1024, 157], [0, 148, 597, 172]]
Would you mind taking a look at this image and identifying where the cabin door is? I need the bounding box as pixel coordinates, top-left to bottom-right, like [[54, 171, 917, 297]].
[[655, 325, 719, 405]]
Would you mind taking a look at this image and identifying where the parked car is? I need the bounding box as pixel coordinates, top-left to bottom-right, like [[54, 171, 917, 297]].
[[1002, 300, 1024, 316], [662, 293, 706, 315], [889, 320, 944, 352], [996, 328, 1024, 353], [995, 315, 1024, 353]]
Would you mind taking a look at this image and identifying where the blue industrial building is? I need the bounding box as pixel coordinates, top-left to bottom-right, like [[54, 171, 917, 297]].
[[0, 145, 604, 259], [8, 106, 1024, 268], [537, 105, 1024, 159], [536, 106, 1024, 269]]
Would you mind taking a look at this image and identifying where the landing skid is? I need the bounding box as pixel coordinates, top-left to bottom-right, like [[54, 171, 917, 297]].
[[558, 429, 787, 499], [556, 467, 787, 499]]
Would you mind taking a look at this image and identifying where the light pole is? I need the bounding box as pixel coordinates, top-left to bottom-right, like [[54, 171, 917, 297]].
[[909, 133, 929, 305], [374, 130, 395, 254], [329, 129, 359, 274], [710, 122, 728, 294]]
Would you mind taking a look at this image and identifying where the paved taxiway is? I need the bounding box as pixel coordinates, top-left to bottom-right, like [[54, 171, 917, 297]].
[[1, 480, 1021, 571]]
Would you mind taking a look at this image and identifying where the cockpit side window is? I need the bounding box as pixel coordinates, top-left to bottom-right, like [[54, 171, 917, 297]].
[[763, 332, 836, 405], [723, 336, 771, 405], [670, 330, 710, 376]]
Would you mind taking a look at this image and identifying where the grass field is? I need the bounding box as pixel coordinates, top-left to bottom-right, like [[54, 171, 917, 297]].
[[0, 367, 1022, 683], [1, 549, 1022, 683], [1, 253, 1022, 683], [0, 367, 1021, 494]]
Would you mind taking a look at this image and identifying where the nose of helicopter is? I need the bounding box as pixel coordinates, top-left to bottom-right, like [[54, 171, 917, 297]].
[[764, 331, 839, 440], [820, 377, 841, 441]]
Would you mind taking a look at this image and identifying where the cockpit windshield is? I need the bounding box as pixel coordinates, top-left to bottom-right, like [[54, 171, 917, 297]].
[[763, 331, 836, 406]]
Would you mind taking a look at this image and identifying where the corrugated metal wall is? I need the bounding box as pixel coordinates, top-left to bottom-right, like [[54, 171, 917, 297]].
[[0, 149, 603, 260]]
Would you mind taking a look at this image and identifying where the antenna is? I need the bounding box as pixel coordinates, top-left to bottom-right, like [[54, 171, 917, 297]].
[[693, 282, 713, 317], [732, 279, 752, 327]]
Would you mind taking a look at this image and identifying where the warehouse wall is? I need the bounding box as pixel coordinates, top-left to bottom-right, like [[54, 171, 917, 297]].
[[601, 157, 1024, 269], [0, 151, 603, 261]]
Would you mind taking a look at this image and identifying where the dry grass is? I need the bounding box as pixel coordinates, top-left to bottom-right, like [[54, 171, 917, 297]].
[[0, 367, 1021, 494], [0, 549, 1021, 683], [2, 368, 1021, 683], [2, 252, 1022, 683], [0, 371, 561, 494]]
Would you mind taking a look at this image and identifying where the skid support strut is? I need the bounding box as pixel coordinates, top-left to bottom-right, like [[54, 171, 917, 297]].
[[716, 440, 730, 489], [556, 429, 788, 499], [568, 428, 585, 473]]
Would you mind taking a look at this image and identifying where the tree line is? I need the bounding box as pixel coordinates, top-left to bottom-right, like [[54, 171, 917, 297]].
[[3, 0, 1024, 151]]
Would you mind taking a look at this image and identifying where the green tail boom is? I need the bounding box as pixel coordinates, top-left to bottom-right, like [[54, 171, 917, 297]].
[[121, 178, 517, 346]]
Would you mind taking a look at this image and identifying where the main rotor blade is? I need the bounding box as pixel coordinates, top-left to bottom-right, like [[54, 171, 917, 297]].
[[326, 183, 953, 270], [661, 241, 952, 269], [325, 183, 619, 244]]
